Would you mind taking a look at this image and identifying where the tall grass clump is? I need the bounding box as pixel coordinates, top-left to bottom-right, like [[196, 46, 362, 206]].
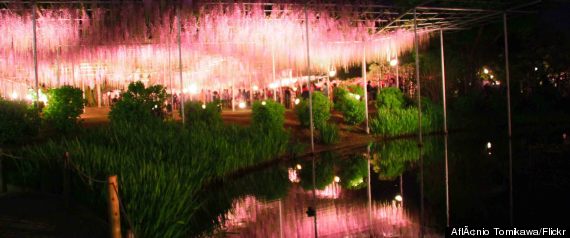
[[109, 81, 167, 124], [17, 118, 290, 237], [334, 86, 366, 125], [252, 100, 285, 130], [371, 87, 442, 136], [0, 99, 40, 145], [184, 101, 222, 127], [318, 123, 340, 145], [376, 87, 405, 110], [295, 91, 331, 129], [43, 86, 84, 133]]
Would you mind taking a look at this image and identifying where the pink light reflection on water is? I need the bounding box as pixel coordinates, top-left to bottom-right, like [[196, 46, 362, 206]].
[[219, 186, 427, 237]]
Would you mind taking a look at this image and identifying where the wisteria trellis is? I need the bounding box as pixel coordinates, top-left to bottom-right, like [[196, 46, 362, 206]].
[[0, 1, 431, 99]]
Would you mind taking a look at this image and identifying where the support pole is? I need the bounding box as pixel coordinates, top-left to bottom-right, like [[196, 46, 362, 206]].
[[362, 47, 370, 134], [414, 9, 423, 146], [32, 1, 39, 107], [440, 30, 448, 134], [444, 135, 450, 226], [366, 145, 372, 231], [107, 175, 121, 238], [503, 13, 512, 138], [304, 4, 315, 154], [177, 4, 185, 125], [305, 6, 317, 238]]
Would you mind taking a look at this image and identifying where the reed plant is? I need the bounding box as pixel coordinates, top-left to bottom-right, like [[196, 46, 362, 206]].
[[17, 118, 289, 237]]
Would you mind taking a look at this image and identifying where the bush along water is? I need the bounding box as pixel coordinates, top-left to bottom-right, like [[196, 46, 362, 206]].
[[295, 91, 331, 129], [43, 86, 84, 133], [0, 99, 40, 145], [183, 100, 222, 128], [370, 87, 442, 137], [109, 81, 168, 124], [252, 100, 285, 131], [333, 86, 366, 125]]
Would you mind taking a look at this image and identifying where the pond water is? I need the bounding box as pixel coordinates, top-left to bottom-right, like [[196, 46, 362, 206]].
[[192, 126, 570, 237]]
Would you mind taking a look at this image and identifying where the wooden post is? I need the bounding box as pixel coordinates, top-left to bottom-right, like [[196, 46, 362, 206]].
[[63, 152, 70, 209], [108, 175, 121, 238]]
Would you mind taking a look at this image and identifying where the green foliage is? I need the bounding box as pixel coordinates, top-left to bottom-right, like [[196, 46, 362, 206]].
[[370, 107, 419, 136], [252, 100, 285, 130], [342, 97, 366, 125], [18, 120, 290, 238], [338, 156, 368, 190], [333, 87, 349, 109], [371, 88, 442, 136], [318, 123, 340, 145], [333, 86, 366, 125], [347, 84, 365, 97], [376, 87, 405, 110], [43, 86, 84, 132], [0, 99, 40, 145], [184, 101, 222, 127], [295, 91, 331, 129], [109, 81, 167, 124]]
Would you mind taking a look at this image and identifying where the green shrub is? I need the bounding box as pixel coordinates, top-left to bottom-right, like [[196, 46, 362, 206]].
[[370, 107, 419, 136], [43, 86, 84, 132], [252, 100, 285, 130], [109, 82, 167, 124], [376, 87, 405, 110], [333, 87, 349, 109], [348, 84, 365, 97], [318, 123, 340, 144], [341, 97, 366, 125], [0, 99, 40, 145], [184, 101, 222, 127], [295, 91, 331, 129]]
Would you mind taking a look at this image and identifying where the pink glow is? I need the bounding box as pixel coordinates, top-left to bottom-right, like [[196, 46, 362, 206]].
[[219, 186, 434, 237], [0, 3, 432, 98]]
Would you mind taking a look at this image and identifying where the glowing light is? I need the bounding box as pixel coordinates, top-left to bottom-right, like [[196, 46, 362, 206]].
[[389, 59, 398, 67], [38, 91, 48, 104], [483, 68, 489, 74], [252, 85, 259, 91], [296, 164, 302, 170], [10, 92, 18, 100], [328, 69, 337, 77], [353, 94, 361, 100], [334, 176, 340, 183], [201, 104, 206, 109], [490, 75, 494, 79], [294, 98, 300, 105], [261, 101, 266, 106], [534, 67, 538, 71], [188, 84, 198, 95], [395, 195, 403, 202], [495, 81, 501, 85], [238, 101, 246, 109], [487, 142, 492, 149]]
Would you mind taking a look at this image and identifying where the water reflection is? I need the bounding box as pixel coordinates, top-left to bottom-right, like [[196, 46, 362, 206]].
[[195, 126, 569, 237]]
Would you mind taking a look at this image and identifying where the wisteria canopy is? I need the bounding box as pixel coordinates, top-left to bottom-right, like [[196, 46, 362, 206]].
[[0, 1, 431, 98]]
